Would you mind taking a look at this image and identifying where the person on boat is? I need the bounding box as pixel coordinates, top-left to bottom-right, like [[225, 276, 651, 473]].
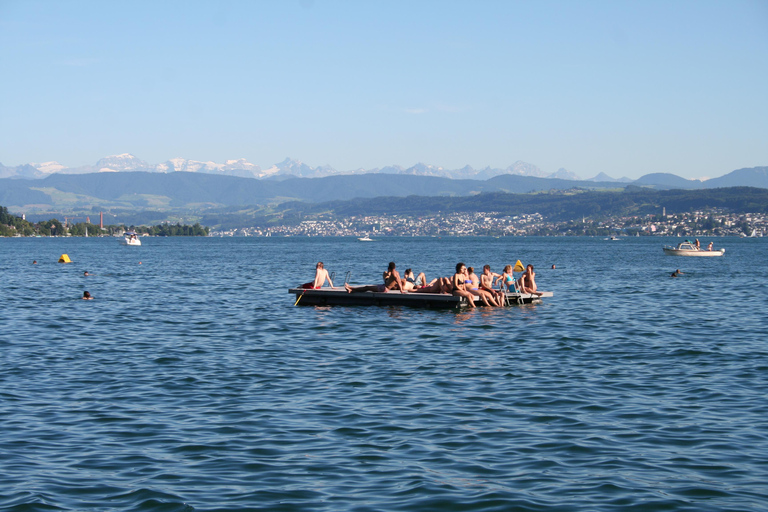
[[517, 264, 543, 296], [451, 263, 478, 307], [467, 266, 499, 307], [496, 264, 516, 291], [345, 262, 405, 293], [695, 238, 701, 249], [481, 265, 505, 304], [671, 269, 684, 277], [707, 241, 713, 251], [82, 291, 93, 300]]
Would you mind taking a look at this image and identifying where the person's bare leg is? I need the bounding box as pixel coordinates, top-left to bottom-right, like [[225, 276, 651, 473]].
[[453, 289, 476, 307]]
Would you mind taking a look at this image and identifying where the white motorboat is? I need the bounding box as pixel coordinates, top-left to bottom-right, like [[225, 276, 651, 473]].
[[663, 241, 724, 256], [358, 236, 374, 242], [121, 231, 142, 246]]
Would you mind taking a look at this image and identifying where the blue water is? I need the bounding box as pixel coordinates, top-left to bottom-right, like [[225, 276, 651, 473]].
[[2, 236, 767, 512]]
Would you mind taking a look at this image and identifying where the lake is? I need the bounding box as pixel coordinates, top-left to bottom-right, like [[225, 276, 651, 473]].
[[1, 236, 767, 511]]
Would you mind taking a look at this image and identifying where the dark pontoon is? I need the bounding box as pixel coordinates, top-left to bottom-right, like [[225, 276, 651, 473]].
[[289, 286, 553, 309]]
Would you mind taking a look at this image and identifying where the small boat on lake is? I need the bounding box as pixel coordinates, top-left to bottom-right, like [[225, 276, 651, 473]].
[[663, 241, 724, 256], [358, 236, 374, 242], [121, 232, 142, 246], [290, 286, 552, 309]]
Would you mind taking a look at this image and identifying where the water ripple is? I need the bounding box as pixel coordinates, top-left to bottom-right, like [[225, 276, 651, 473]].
[[1, 237, 768, 511]]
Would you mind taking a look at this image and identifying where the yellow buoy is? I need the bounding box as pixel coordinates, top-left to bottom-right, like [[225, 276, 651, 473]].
[[513, 260, 525, 272], [58, 254, 71, 263]]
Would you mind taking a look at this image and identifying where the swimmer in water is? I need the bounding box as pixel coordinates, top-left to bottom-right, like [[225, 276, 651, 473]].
[[82, 291, 93, 300]]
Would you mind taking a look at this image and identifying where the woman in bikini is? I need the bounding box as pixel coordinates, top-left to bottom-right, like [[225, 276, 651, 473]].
[[496, 264, 516, 291], [452, 262, 478, 307]]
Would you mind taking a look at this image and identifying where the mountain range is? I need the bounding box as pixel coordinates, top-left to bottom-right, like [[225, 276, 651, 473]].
[[1, 166, 766, 215], [0, 154, 616, 182]]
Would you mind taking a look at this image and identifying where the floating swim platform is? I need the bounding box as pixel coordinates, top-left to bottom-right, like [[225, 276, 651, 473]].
[[289, 286, 553, 309]]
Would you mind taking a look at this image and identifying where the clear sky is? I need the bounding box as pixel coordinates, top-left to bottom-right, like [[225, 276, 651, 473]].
[[1, 0, 766, 179]]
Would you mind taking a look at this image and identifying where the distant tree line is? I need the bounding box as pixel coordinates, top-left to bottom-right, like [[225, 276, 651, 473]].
[[1, 206, 209, 237]]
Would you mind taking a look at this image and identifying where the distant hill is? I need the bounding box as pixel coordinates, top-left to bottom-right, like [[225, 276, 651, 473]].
[[269, 186, 768, 224], [704, 167, 768, 189], [2, 166, 768, 213], [0, 172, 620, 211], [632, 173, 703, 190]]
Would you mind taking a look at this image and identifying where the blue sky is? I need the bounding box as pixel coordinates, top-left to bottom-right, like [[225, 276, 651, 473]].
[[1, 0, 766, 179]]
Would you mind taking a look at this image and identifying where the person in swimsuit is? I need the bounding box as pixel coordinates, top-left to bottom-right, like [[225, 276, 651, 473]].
[[312, 262, 333, 288], [481, 265, 505, 305], [496, 264, 516, 291], [517, 264, 543, 295], [411, 275, 452, 294], [467, 266, 499, 307], [401, 268, 427, 291], [345, 262, 405, 293], [452, 262, 478, 307]]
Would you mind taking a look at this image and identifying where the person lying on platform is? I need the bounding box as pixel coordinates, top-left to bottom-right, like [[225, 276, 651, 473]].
[[410, 276, 452, 294], [345, 262, 405, 293], [452, 263, 478, 307], [301, 262, 334, 289], [481, 265, 505, 305], [402, 268, 427, 291], [517, 264, 543, 296]]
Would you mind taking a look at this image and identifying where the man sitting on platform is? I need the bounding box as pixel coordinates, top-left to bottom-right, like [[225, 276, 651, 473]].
[[345, 262, 405, 293]]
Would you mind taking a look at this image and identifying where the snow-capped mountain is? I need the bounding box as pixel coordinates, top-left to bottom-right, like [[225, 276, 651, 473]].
[[95, 153, 153, 172], [262, 158, 338, 179], [1, 154, 581, 181], [157, 158, 262, 178]]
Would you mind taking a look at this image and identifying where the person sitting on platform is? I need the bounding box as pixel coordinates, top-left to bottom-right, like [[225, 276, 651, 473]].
[[468, 266, 499, 307], [302, 262, 334, 289], [496, 264, 516, 291], [517, 264, 543, 296], [452, 263, 479, 307], [345, 262, 405, 293], [481, 265, 505, 305]]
